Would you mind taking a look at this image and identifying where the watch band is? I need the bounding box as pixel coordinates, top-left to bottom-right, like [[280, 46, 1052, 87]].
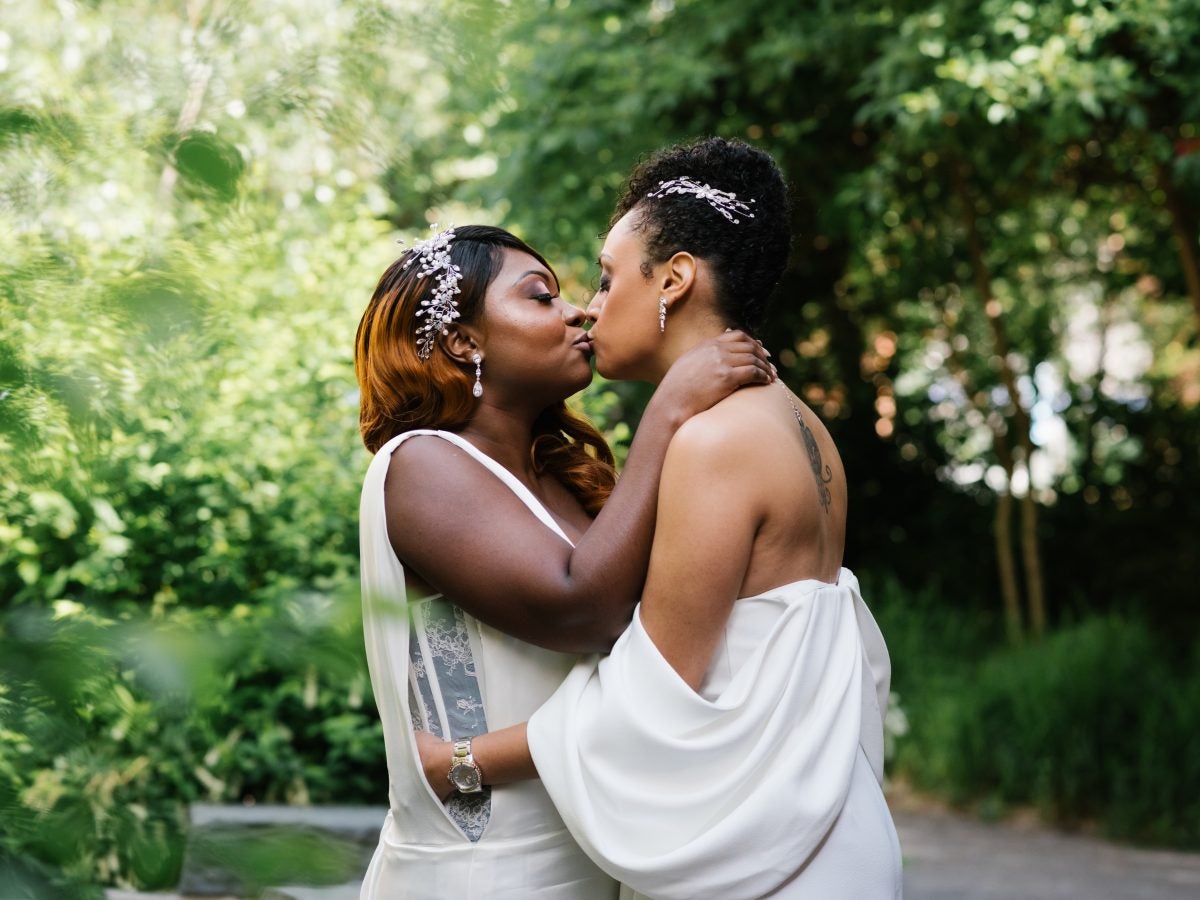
[[447, 737, 484, 794]]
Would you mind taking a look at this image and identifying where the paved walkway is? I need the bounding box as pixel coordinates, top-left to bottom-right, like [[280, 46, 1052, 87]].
[[105, 800, 1200, 899], [896, 805, 1200, 899]]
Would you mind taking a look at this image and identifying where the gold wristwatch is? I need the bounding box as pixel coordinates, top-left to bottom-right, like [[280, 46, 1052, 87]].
[[447, 738, 483, 794]]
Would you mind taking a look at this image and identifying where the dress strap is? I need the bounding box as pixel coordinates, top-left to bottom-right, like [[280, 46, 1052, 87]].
[[376, 429, 575, 547]]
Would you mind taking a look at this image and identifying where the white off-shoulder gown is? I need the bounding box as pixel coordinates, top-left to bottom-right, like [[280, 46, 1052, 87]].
[[359, 429, 618, 899], [527, 571, 903, 899]]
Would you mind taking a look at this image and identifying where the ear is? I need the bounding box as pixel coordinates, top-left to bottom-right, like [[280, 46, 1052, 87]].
[[658, 251, 697, 310], [441, 325, 481, 365]]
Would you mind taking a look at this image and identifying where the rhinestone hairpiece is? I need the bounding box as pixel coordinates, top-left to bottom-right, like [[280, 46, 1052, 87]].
[[645, 176, 756, 224], [402, 224, 463, 360]]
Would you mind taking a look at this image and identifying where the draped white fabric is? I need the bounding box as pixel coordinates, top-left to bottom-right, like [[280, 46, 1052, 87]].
[[527, 570, 902, 899], [359, 430, 618, 899]]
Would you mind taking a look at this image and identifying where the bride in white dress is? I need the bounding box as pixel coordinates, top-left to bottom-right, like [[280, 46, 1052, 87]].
[[416, 139, 903, 899], [354, 225, 774, 899]]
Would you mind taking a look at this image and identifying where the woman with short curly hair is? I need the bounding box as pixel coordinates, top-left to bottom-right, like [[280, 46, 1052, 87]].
[[416, 140, 902, 899]]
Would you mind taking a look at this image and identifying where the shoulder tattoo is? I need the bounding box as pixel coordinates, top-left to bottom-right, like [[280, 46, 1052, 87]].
[[780, 383, 833, 513]]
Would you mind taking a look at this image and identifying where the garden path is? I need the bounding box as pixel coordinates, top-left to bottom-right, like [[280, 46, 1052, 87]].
[[894, 795, 1200, 899], [104, 797, 1200, 899]]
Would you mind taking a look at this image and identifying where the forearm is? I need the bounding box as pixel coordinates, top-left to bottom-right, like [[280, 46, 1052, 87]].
[[474, 723, 537, 785], [559, 391, 687, 645], [419, 724, 536, 802]]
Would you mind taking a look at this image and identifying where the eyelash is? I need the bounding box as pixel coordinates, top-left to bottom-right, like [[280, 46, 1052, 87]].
[[533, 292, 555, 304], [598, 275, 611, 293]]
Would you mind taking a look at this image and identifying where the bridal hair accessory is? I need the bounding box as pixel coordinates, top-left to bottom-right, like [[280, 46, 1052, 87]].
[[402, 224, 463, 360], [646, 176, 756, 224], [472, 352, 483, 398], [658, 297, 667, 334]]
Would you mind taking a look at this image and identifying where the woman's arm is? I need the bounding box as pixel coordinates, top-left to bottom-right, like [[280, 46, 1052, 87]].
[[415, 726, 534, 802], [414, 403, 767, 800], [636, 407, 762, 689], [385, 331, 772, 654]]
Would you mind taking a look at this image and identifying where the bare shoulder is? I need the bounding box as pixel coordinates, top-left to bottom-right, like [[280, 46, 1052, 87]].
[[388, 433, 463, 480], [381, 433, 561, 568], [666, 382, 846, 516], [667, 384, 781, 464], [385, 434, 499, 506]]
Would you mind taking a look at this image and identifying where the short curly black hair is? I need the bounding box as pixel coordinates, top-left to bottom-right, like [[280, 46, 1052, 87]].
[[612, 136, 791, 333]]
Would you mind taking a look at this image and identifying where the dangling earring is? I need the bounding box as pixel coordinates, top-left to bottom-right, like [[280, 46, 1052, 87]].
[[472, 352, 483, 398], [658, 297, 667, 334]]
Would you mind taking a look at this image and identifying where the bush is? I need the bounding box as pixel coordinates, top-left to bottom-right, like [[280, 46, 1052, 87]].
[[0, 591, 383, 891], [891, 612, 1200, 847]]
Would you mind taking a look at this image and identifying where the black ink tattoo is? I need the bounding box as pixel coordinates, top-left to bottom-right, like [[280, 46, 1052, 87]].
[[780, 383, 834, 513]]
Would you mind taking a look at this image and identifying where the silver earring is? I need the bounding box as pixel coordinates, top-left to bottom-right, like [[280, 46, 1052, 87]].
[[472, 353, 483, 398], [658, 297, 667, 334]]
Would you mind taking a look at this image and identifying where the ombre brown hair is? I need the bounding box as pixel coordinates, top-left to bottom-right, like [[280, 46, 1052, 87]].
[[355, 225, 616, 515]]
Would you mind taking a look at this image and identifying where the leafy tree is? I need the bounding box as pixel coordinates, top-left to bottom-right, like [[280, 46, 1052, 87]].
[[0, 0, 460, 886], [427, 0, 1198, 639]]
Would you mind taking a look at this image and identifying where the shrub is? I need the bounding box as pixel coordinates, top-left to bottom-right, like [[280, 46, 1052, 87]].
[[0, 591, 383, 891], [891, 613, 1200, 847]]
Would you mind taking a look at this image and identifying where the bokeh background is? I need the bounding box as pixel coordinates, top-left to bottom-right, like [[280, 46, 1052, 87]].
[[2, 0, 1198, 893]]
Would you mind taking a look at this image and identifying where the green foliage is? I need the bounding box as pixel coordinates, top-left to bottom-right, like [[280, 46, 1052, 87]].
[[186, 827, 362, 894], [891, 612, 1200, 846], [0, 592, 380, 890], [0, 0, 440, 888], [3, 0, 1200, 889], [434, 0, 1200, 621]]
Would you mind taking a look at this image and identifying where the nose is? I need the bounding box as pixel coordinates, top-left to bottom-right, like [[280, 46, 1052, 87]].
[[584, 294, 602, 323], [562, 301, 585, 327]]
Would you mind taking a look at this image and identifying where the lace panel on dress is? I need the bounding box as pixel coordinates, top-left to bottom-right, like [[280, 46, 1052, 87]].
[[408, 596, 491, 842]]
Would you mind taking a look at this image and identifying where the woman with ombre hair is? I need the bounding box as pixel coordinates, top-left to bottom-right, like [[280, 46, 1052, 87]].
[[355, 224, 774, 899]]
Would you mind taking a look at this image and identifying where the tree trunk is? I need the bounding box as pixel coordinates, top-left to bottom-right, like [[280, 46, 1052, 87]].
[[991, 426, 1024, 642], [938, 296, 1025, 643], [1018, 480, 1045, 635], [1157, 160, 1200, 332], [954, 162, 1047, 636]]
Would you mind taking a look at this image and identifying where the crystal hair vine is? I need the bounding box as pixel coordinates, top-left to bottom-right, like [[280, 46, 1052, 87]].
[[401, 224, 463, 360], [646, 176, 756, 224]]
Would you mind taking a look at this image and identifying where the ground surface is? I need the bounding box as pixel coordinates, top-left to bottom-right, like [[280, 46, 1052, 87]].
[[105, 797, 1200, 899], [895, 805, 1200, 899]]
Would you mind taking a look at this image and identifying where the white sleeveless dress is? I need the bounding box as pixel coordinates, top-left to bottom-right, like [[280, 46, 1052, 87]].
[[359, 429, 618, 899], [527, 571, 903, 899]]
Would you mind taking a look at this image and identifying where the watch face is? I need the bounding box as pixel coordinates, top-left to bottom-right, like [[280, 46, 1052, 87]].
[[450, 762, 481, 792]]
